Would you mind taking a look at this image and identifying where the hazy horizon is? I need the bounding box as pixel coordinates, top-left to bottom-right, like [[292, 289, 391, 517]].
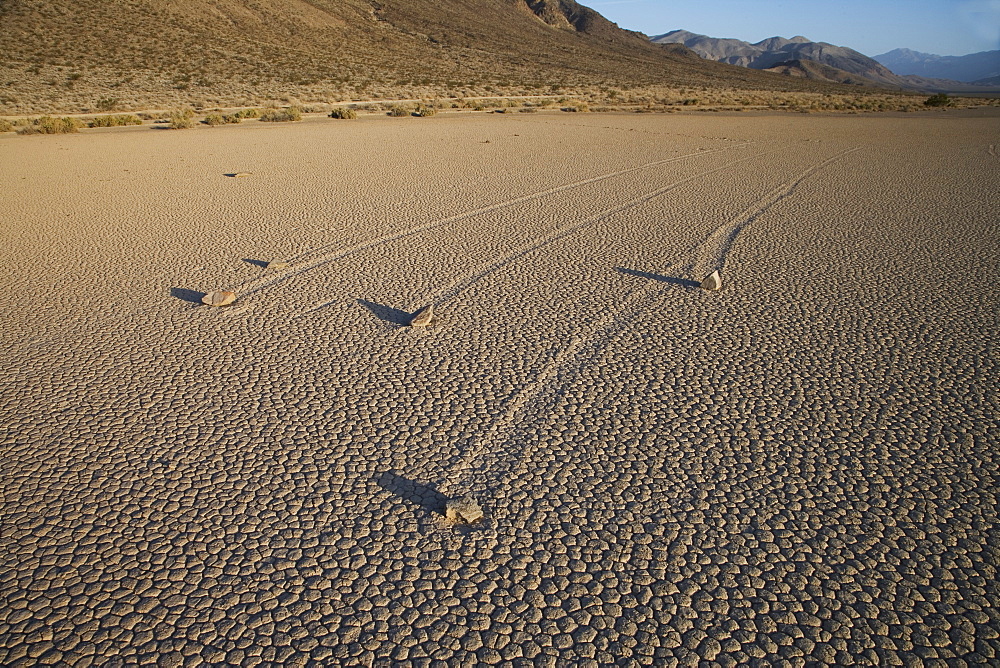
[[589, 0, 1000, 57]]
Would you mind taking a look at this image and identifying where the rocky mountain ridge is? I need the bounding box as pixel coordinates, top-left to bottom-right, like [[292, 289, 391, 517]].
[[651, 29, 999, 93]]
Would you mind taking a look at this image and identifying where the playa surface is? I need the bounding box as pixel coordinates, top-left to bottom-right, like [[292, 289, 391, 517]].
[[2, 110, 998, 666]]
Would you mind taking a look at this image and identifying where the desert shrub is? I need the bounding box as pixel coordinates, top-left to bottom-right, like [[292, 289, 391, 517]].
[[518, 107, 538, 113], [329, 107, 357, 119], [222, 113, 243, 124], [96, 97, 119, 112], [235, 108, 261, 119], [560, 101, 589, 112], [167, 109, 195, 129], [0, 119, 14, 132], [260, 107, 302, 122], [18, 116, 82, 135], [413, 105, 437, 117], [387, 106, 410, 117], [924, 93, 952, 107], [89, 114, 142, 128], [203, 114, 225, 126]]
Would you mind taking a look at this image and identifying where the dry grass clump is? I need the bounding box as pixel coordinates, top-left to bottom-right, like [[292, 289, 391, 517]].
[[203, 113, 244, 125], [0, 119, 14, 132], [259, 107, 302, 122], [560, 100, 589, 112], [88, 114, 143, 128], [18, 116, 82, 135], [167, 109, 195, 129], [328, 107, 357, 119]]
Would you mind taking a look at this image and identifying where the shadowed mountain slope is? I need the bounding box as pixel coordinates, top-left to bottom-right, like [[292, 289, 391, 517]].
[[1, 0, 873, 113], [762, 59, 877, 86], [874, 48, 1000, 84]]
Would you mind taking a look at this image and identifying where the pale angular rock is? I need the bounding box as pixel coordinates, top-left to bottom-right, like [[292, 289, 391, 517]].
[[409, 305, 434, 327], [266, 260, 289, 270], [202, 290, 237, 307], [234, 172, 252, 177], [446, 496, 483, 524], [700, 270, 722, 291]]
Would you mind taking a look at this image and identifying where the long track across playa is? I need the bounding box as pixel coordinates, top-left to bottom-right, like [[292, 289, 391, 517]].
[[1, 110, 998, 666]]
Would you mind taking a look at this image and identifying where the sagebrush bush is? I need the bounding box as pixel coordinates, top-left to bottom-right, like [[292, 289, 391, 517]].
[[387, 106, 410, 117], [89, 114, 142, 128], [260, 107, 302, 122], [0, 119, 14, 132], [412, 105, 437, 117], [18, 116, 82, 135], [924, 93, 952, 107], [203, 114, 225, 126], [235, 108, 261, 119], [329, 107, 357, 119]]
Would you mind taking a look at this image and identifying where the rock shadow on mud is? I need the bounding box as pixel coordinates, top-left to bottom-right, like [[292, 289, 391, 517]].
[[170, 287, 206, 304], [243, 258, 269, 268], [377, 472, 449, 515], [358, 299, 412, 326], [616, 267, 699, 288]]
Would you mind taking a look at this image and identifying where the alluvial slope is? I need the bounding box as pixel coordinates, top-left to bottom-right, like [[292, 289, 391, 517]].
[[1, 0, 858, 113], [762, 59, 880, 86]]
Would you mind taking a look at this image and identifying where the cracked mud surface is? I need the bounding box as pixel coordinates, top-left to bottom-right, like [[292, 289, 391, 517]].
[[2, 110, 998, 666]]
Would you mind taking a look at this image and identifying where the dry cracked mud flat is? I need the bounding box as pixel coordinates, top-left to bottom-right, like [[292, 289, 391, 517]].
[[1, 109, 998, 666]]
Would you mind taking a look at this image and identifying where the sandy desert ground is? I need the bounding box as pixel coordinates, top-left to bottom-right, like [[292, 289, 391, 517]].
[[1, 109, 998, 666]]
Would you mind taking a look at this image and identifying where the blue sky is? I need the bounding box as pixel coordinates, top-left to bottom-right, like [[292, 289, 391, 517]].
[[586, 0, 1000, 56]]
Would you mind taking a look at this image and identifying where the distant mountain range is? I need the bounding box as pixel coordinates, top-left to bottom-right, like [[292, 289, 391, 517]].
[[650, 30, 999, 92], [874, 48, 1000, 86]]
